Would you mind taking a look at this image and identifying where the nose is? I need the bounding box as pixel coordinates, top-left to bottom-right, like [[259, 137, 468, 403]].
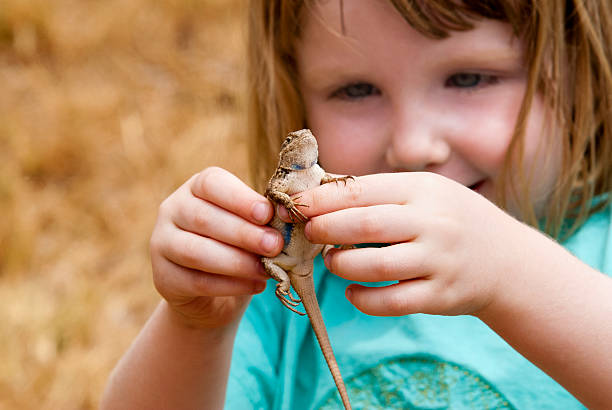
[[385, 104, 450, 172]]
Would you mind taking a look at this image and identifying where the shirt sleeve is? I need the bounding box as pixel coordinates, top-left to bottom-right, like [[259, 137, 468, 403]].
[[224, 283, 285, 409], [602, 204, 612, 276], [562, 202, 612, 276]]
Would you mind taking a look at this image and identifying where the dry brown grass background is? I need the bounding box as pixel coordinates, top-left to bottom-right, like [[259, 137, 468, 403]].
[[0, 1, 246, 408]]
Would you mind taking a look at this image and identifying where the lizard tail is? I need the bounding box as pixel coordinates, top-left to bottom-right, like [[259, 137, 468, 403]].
[[291, 275, 352, 410]]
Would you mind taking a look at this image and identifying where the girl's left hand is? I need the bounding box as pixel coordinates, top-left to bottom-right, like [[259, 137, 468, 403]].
[[293, 172, 533, 318]]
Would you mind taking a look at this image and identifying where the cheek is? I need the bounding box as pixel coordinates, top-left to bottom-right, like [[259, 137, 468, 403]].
[[306, 104, 390, 175], [449, 98, 520, 175]]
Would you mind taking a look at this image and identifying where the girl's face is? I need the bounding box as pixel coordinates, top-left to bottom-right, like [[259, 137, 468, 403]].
[[296, 0, 561, 217]]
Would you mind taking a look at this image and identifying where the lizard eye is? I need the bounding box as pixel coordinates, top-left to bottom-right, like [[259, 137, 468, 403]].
[[281, 135, 293, 149]]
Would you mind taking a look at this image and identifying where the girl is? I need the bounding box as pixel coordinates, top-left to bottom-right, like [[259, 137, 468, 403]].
[[102, 0, 612, 408]]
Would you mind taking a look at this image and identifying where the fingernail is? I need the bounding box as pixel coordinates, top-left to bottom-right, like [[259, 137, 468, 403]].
[[304, 222, 312, 240], [278, 206, 290, 222], [256, 261, 269, 278], [261, 231, 279, 254], [255, 281, 267, 294], [345, 287, 353, 301], [252, 202, 270, 224], [323, 248, 333, 268]]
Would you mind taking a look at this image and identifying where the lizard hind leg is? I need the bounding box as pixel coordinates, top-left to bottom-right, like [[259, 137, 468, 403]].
[[277, 290, 306, 316], [275, 284, 301, 304], [262, 257, 306, 316], [275, 283, 306, 315]]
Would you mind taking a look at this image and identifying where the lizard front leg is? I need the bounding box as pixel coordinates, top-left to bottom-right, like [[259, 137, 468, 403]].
[[320, 174, 354, 186], [322, 244, 356, 258], [261, 258, 306, 316], [265, 189, 309, 223]]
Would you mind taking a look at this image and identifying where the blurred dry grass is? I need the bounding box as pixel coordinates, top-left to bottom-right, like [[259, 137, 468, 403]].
[[0, 0, 247, 408]]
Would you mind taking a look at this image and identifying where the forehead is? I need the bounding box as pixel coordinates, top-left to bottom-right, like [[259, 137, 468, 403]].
[[296, 1, 522, 83], [297, 0, 523, 37]]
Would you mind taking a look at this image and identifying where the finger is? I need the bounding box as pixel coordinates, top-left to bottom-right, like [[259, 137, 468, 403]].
[[190, 167, 274, 225], [161, 228, 269, 280], [292, 173, 412, 218], [277, 205, 291, 222], [305, 204, 418, 244], [153, 255, 267, 298], [174, 194, 283, 257], [345, 280, 433, 316], [324, 243, 429, 282], [276, 172, 353, 223]]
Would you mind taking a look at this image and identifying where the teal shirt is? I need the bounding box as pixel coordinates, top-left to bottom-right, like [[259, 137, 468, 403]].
[[225, 204, 612, 409]]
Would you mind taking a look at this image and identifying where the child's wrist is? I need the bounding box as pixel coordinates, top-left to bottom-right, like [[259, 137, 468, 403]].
[[474, 222, 569, 323], [159, 300, 241, 341]]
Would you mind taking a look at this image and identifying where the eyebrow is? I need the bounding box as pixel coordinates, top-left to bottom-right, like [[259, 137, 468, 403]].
[[435, 32, 524, 66], [298, 56, 365, 85], [438, 50, 524, 68], [300, 49, 524, 83]]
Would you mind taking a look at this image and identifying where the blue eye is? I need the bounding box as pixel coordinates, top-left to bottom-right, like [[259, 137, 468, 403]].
[[332, 82, 381, 99], [445, 73, 498, 88]]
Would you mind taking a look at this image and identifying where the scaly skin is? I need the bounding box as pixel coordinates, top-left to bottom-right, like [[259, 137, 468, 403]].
[[261, 129, 353, 409]]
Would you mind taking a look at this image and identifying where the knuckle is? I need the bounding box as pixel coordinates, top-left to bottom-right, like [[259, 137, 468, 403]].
[[151, 261, 174, 299], [437, 279, 467, 314], [200, 166, 224, 179], [149, 233, 163, 257], [236, 222, 256, 246], [158, 197, 173, 218], [150, 224, 172, 259], [227, 252, 247, 275], [407, 245, 428, 275], [152, 268, 170, 296], [192, 205, 211, 232], [384, 290, 412, 315], [309, 217, 329, 241], [359, 212, 383, 238], [344, 179, 363, 205], [195, 167, 224, 193], [180, 236, 202, 268], [190, 271, 214, 295], [373, 252, 396, 281]]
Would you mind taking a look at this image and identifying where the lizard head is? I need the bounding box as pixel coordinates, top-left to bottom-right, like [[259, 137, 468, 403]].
[[278, 129, 319, 170]]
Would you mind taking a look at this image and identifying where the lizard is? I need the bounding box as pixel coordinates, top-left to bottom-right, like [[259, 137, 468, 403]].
[[261, 129, 353, 410]]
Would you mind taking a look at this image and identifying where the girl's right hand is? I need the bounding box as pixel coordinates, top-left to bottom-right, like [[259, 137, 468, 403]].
[[149, 167, 283, 330]]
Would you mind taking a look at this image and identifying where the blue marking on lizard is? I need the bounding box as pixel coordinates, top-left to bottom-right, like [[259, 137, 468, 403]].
[[281, 222, 294, 250], [290, 159, 318, 170]]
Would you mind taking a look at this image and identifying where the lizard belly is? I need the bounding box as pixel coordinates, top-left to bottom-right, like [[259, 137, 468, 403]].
[[269, 218, 323, 270], [285, 164, 326, 194]]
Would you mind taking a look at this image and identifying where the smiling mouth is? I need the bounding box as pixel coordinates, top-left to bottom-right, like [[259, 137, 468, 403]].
[[468, 180, 484, 191]]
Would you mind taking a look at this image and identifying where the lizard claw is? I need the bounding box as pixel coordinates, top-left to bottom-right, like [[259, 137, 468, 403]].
[[279, 297, 306, 315], [288, 196, 309, 223], [292, 196, 311, 209], [287, 205, 309, 224], [276, 290, 301, 307], [275, 288, 306, 315], [338, 244, 356, 250], [287, 290, 302, 304], [321, 174, 354, 186], [275, 285, 306, 315], [338, 175, 355, 185], [275, 284, 301, 304]]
